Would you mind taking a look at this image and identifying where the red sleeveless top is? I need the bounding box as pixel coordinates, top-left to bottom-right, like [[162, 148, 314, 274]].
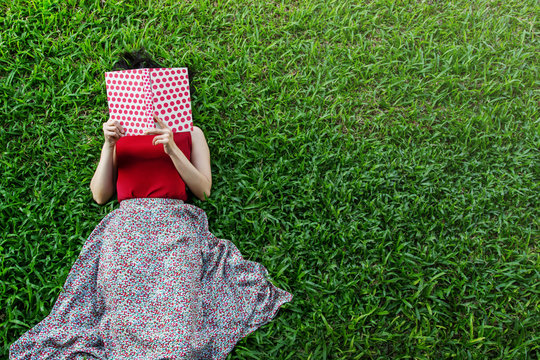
[[115, 132, 192, 202]]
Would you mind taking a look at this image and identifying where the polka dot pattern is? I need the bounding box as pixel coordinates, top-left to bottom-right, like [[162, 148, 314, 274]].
[[105, 68, 194, 135], [9, 198, 293, 359], [150, 68, 193, 133], [105, 69, 153, 136]]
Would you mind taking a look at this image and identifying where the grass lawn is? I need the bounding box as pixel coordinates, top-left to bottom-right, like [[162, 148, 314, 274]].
[[1, 0, 538, 358]]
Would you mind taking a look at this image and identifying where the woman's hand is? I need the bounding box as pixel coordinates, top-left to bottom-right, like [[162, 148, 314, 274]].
[[103, 118, 125, 147], [143, 113, 178, 155], [143, 113, 212, 201]]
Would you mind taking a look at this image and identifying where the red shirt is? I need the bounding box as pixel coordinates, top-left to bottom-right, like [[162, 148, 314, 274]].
[[115, 132, 192, 203]]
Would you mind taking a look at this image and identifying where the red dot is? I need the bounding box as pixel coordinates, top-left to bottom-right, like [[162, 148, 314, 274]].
[[159, 84, 164, 88], [174, 76, 179, 80], [182, 99, 186, 103], [182, 69, 187, 73], [184, 124, 189, 129], [186, 103, 190, 108], [139, 129, 143, 134], [189, 110, 192, 114], [176, 100, 181, 105], [183, 80, 187, 84], [130, 122, 134, 126], [166, 95, 171, 100], [171, 82, 176, 87], [136, 75, 140, 79], [156, 91, 161, 96], [161, 110, 166, 114], [137, 87, 141, 92], [167, 108, 172, 113], [159, 72, 163, 76], [187, 115, 191, 121], [164, 116, 169, 121], [163, 90, 168, 95], [179, 105, 184, 109], [174, 119, 179, 125], [153, 85, 157, 89], [119, 121, 123, 125], [183, 111, 187, 115]]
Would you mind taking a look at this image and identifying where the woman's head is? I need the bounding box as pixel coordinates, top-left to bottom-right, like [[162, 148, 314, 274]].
[[112, 48, 163, 70]]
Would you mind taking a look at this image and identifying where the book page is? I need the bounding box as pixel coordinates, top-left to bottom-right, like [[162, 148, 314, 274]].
[[150, 68, 193, 133], [105, 69, 153, 136]]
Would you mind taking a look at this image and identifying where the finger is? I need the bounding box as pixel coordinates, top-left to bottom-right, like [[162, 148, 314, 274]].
[[144, 128, 166, 135], [152, 135, 168, 146], [106, 126, 122, 137], [105, 131, 119, 139], [114, 122, 125, 134], [153, 112, 170, 129], [154, 139, 169, 146]]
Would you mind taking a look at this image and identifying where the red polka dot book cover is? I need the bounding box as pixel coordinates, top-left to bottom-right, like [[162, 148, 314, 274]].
[[105, 68, 193, 135]]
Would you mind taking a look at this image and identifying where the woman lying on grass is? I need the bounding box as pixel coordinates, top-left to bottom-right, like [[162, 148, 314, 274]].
[[9, 49, 293, 360]]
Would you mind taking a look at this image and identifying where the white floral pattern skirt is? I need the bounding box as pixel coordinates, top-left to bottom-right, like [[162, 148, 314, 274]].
[[10, 198, 293, 359]]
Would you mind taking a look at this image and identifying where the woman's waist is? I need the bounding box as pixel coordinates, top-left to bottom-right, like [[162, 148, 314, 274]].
[[119, 197, 185, 211]]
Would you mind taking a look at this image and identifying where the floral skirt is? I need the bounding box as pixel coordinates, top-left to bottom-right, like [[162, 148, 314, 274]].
[[9, 198, 293, 359]]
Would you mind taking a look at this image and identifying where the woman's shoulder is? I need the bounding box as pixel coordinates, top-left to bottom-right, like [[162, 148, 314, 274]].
[[191, 126, 205, 139]]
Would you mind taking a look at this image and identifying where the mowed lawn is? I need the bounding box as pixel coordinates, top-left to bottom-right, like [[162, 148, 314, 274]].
[[1, 0, 538, 358]]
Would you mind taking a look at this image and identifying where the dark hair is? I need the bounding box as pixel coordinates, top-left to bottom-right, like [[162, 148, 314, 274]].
[[112, 48, 163, 70]]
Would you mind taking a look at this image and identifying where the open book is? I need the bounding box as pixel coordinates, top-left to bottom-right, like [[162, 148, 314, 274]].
[[105, 68, 193, 135]]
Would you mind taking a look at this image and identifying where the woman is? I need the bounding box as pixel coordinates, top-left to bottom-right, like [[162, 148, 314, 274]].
[[9, 50, 293, 359]]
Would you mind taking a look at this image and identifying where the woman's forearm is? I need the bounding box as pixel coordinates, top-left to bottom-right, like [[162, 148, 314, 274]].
[[169, 146, 211, 201], [90, 142, 116, 204]]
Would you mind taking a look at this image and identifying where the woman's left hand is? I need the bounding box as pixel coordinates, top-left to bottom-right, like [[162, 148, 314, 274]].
[[143, 113, 178, 155]]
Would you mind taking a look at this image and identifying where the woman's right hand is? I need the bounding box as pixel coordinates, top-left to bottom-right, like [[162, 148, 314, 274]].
[[102, 118, 125, 147]]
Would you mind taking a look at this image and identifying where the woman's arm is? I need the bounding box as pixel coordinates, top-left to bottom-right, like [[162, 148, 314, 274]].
[[168, 126, 212, 201], [90, 119, 124, 204], [144, 114, 212, 201]]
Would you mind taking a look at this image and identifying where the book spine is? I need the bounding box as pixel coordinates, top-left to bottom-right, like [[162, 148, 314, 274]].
[[144, 69, 153, 128]]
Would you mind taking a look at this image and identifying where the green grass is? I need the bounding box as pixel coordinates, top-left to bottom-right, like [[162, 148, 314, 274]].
[[1, 0, 538, 358]]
